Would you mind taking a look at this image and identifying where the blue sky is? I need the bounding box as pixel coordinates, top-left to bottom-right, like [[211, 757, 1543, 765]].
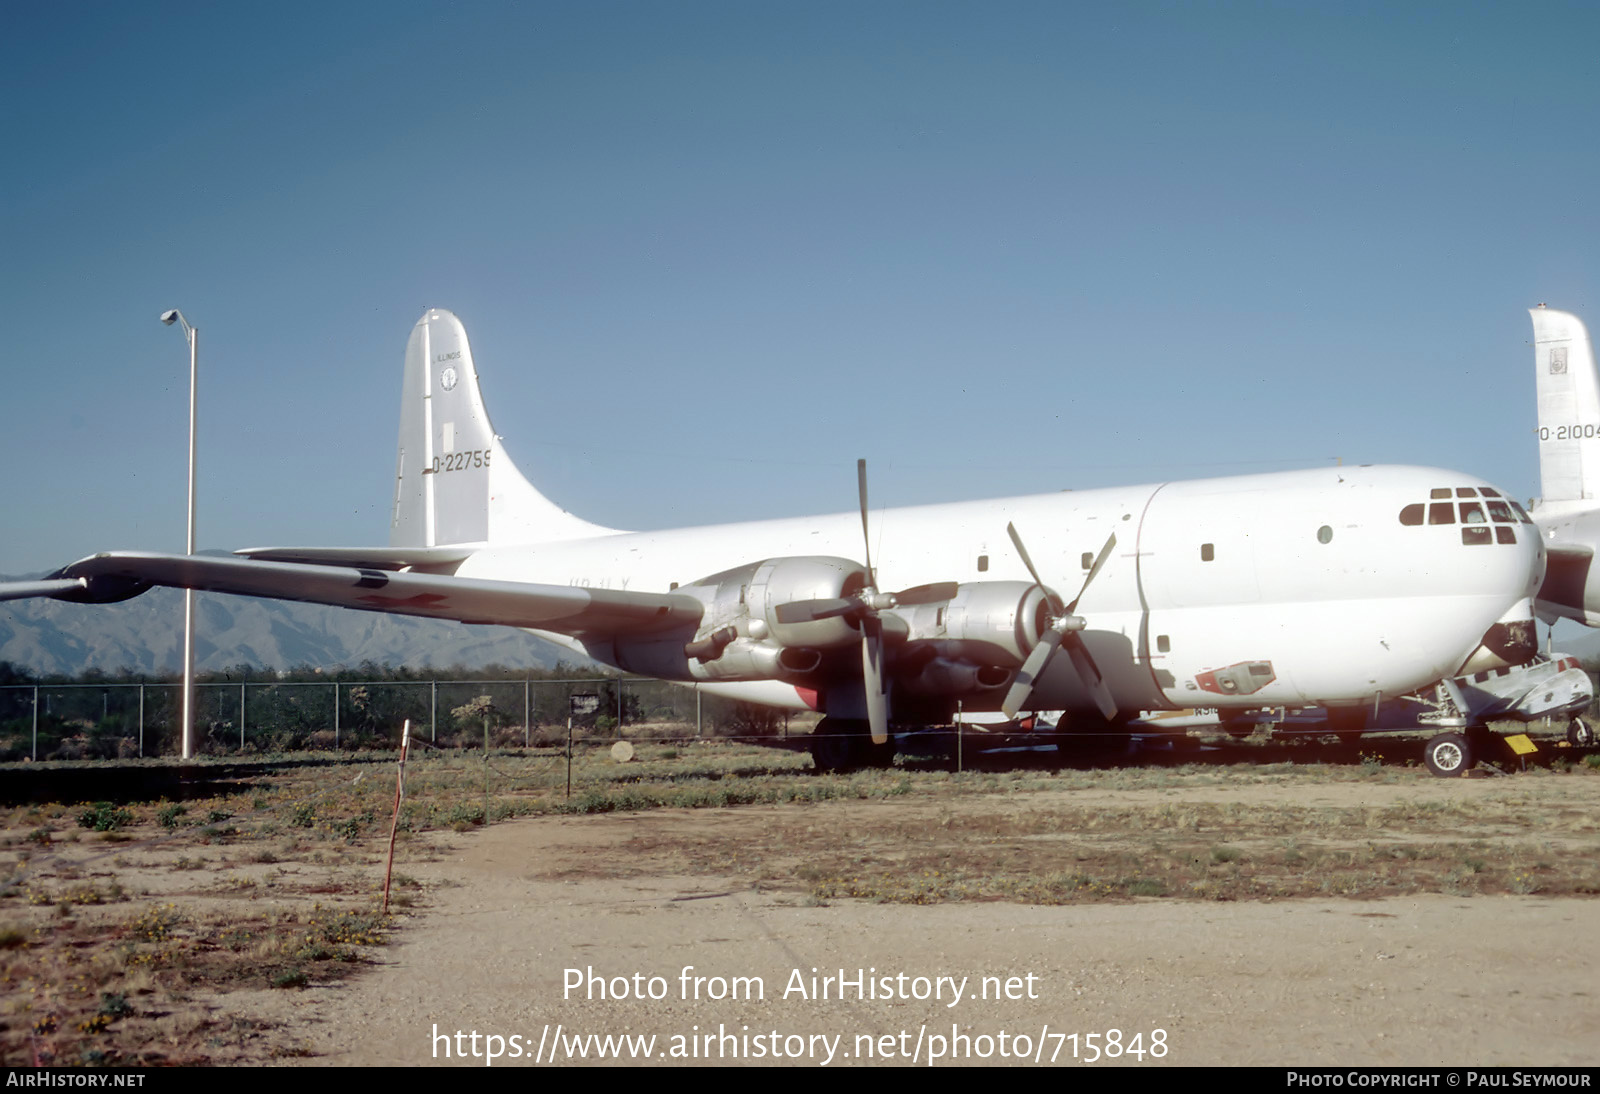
[[5, 1, 1599, 575]]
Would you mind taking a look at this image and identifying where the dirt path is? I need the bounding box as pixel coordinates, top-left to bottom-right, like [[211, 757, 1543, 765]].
[[269, 789, 1600, 1067]]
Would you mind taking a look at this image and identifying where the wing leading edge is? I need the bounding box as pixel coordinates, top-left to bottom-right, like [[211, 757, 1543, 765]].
[[0, 552, 703, 638]]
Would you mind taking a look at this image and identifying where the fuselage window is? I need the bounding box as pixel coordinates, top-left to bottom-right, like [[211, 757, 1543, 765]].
[[977, 554, 989, 573], [1429, 502, 1456, 525], [1317, 525, 1333, 543], [1399, 504, 1425, 526], [1456, 487, 1479, 498], [1157, 634, 1171, 653], [1495, 527, 1517, 545], [1081, 552, 1093, 570], [1201, 543, 1214, 561], [1430, 488, 1451, 499], [1460, 502, 1486, 524], [1462, 527, 1491, 546], [1486, 500, 1513, 523]]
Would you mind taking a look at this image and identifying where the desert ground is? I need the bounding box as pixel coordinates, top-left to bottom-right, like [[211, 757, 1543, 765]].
[[2, 733, 1597, 1067]]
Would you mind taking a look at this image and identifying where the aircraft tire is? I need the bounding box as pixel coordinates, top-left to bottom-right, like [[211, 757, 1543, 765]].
[[866, 738, 897, 769], [1423, 731, 1474, 778], [811, 718, 875, 774], [1568, 718, 1597, 748], [810, 718, 855, 774], [1220, 713, 1256, 740]]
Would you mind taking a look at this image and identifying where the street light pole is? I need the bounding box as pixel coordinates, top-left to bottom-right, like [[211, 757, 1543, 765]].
[[161, 309, 197, 761]]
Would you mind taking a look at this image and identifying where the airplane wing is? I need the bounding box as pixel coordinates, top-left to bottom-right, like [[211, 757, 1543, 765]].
[[0, 552, 703, 638]]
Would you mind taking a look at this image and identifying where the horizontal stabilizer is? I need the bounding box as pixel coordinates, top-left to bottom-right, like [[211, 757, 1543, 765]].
[[10, 552, 703, 638], [235, 544, 477, 572]]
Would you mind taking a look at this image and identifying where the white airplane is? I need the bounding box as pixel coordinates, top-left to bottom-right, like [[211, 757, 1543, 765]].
[[0, 309, 1549, 774]]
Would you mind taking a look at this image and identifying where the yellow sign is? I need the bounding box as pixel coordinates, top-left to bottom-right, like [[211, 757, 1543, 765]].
[[1504, 733, 1538, 756]]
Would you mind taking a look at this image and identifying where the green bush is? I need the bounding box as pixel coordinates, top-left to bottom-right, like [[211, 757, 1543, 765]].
[[76, 803, 132, 832]]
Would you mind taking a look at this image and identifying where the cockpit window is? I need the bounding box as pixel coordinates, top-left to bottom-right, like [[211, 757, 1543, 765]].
[[1462, 527, 1491, 546], [1456, 487, 1479, 498], [1509, 501, 1534, 524], [1481, 487, 1502, 498], [1460, 502, 1486, 524], [1399, 504, 1424, 526], [1430, 488, 1451, 499], [1486, 500, 1513, 523], [1429, 502, 1456, 525]]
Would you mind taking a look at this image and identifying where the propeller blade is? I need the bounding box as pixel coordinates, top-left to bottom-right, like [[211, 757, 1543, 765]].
[[774, 598, 858, 624], [861, 615, 888, 744], [1066, 532, 1118, 614], [1001, 624, 1063, 718], [857, 458, 873, 586], [892, 581, 959, 606], [1006, 522, 1044, 589], [1064, 633, 1118, 720]]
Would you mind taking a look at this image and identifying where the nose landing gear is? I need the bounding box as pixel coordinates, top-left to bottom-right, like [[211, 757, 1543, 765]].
[[1569, 718, 1596, 748], [1422, 731, 1476, 778]]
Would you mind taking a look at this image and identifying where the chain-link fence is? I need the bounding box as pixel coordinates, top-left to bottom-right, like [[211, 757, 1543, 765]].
[[0, 676, 808, 761]]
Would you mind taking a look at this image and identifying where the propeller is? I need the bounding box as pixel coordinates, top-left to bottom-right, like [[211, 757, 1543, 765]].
[[1000, 522, 1119, 721], [774, 460, 957, 745], [852, 459, 890, 745]]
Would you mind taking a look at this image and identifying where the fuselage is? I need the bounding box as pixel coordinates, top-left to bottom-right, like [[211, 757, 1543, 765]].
[[457, 464, 1544, 718]]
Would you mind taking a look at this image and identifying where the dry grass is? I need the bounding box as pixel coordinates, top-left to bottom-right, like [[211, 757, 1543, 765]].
[[0, 729, 1595, 1063]]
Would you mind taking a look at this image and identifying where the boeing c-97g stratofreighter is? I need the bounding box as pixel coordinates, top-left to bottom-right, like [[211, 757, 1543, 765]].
[[0, 309, 1548, 774]]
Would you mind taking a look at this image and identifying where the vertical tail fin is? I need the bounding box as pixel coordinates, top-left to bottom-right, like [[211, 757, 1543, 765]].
[[390, 309, 617, 547], [1531, 306, 1600, 518]]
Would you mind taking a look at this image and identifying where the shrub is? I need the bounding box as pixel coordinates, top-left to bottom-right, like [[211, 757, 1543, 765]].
[[76, 803, 132, 832]]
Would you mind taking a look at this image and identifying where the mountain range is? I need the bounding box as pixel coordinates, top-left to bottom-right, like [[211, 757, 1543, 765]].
[[0, 574, 575, 675]]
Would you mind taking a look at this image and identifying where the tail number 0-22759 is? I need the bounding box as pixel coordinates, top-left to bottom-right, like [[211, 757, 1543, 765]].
[[432, 450, 492, 474]]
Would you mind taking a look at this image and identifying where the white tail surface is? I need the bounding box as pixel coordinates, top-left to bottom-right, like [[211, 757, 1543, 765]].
[[1532, 305, 1600, 518], [390, 309, 617, 547]]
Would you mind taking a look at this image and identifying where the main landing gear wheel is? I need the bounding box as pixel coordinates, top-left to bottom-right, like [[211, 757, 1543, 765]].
[[1569, 718, 1597, 748], [1423, 731, 1474, 778], [811, 717, 875, 774], [1220, 714, 1256, 740]]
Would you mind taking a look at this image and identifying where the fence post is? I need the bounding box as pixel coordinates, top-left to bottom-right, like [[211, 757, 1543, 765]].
[[334, 681, 340, 750], [240, 683, 246, 752], [430, 681, 437, 741], [138, 684, 145, 758], [695, 684, 702, 737], [524, 677, 530, 748], [31, 686, 38, 762]]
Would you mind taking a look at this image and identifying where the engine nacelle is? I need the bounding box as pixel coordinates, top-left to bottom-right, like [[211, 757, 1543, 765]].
[[896, 581, 1050, 667], [615, 556, 869, 683]]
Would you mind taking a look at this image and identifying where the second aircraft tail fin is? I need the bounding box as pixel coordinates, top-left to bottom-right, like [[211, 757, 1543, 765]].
[[1531, 305, 1600, 519]]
